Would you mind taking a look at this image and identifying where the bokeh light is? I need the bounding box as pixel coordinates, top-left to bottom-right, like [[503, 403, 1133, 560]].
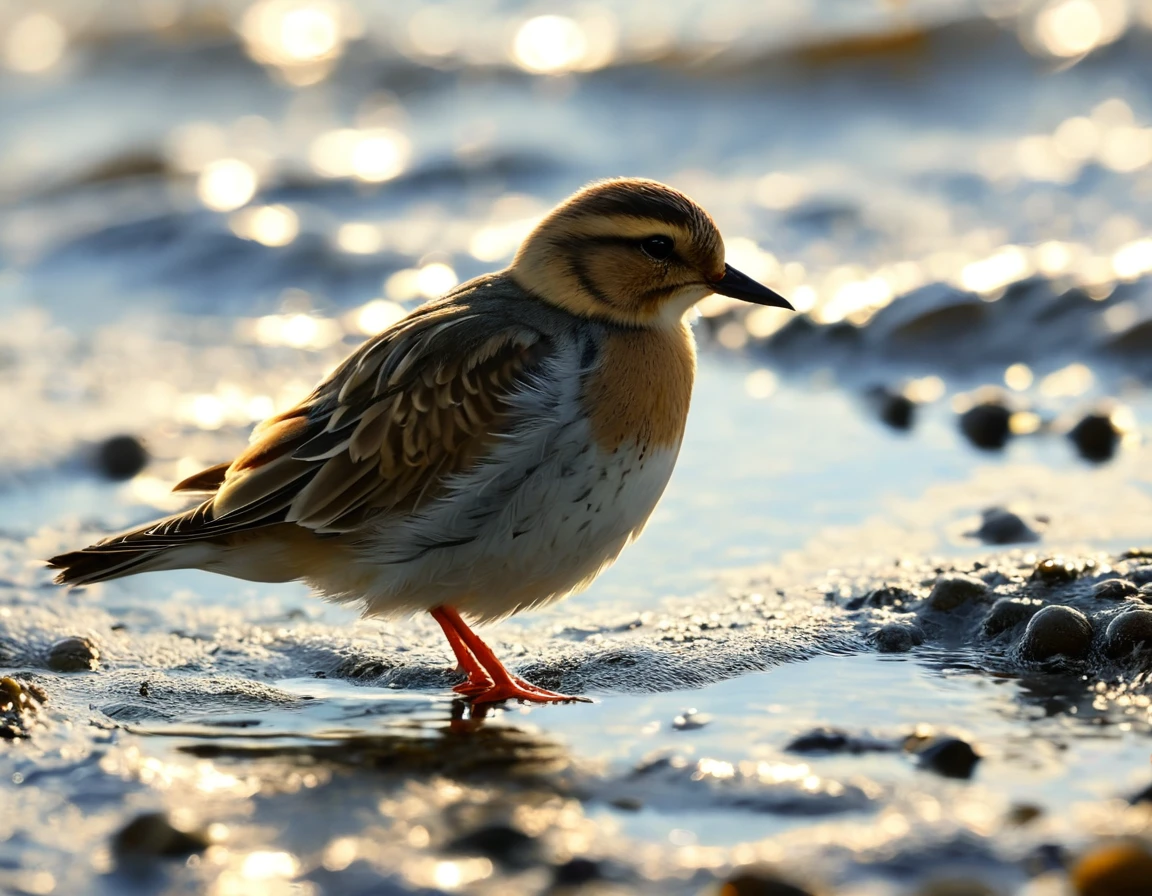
[[3, 13, 67, 74], [198, 159, 258, 212]]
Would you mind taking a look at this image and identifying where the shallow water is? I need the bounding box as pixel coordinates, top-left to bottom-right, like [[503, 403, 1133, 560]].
[[3, 1, 1152, 894]]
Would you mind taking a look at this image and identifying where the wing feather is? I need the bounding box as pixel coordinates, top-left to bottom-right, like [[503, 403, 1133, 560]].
[[197, 301, 550, 537]]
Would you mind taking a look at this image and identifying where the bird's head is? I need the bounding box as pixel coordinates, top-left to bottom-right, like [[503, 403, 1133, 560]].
[[510, 177, 792, 328]]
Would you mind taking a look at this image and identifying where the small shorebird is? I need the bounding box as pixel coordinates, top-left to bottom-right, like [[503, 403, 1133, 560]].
[[49, 178, 792, 704]]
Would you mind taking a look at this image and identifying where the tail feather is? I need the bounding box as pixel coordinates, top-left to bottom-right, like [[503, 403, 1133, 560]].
[[47, 546, 169, 587], [48, 507, 208, 587]]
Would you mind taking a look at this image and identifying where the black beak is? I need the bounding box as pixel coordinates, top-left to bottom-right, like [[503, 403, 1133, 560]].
[[709, 264, 793, 310]]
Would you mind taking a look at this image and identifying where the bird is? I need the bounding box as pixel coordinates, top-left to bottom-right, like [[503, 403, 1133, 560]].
[[48, 177, 793, 705]]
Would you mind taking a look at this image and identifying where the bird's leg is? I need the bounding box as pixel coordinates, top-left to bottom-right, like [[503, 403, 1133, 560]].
[[430, 607, 494, 696], [433, 606, 589, 705]]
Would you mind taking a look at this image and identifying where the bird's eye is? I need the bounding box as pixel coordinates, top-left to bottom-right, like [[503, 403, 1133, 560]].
[[639, 235, 674, 261]]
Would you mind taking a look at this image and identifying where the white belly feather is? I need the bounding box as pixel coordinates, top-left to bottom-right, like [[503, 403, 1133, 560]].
[[305, 343, 682, 622]]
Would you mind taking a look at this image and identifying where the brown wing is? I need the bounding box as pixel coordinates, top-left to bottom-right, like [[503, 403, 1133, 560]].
[[107, 300, 549, 548]]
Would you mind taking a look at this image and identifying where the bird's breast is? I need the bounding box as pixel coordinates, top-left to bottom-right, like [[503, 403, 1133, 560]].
[[581, 322, 696, 455]]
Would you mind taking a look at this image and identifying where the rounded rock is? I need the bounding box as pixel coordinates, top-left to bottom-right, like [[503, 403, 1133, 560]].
[[959, 402, 1012, 450], [95, 434, 149, 481], [113, 812, 209, 859], [908, 736, 981, 779], [554, 858, 602, 886], [1018, 605, 1093, 662], [968, 508, 1041, 545], [719, 866, 817, 896], [1071, 842, 1152, 896], [46, 636, 100, 673], [1103, 610, 1152, 659], [1069, 413, 1121, 463], [1031, 557, 1078, 585], [873, 623, 924, 653], [928, 574, 988, 611], [1093, 579, 1140, 600], [982, 598, 1038, 637]]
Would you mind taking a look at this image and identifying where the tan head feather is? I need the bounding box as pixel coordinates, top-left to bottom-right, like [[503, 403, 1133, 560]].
[[510, 178, 726, 328]]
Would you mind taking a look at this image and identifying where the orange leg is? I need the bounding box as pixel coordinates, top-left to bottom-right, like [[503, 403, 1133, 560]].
[[430, 607, 494, 696], [430, 606, 589, 705]]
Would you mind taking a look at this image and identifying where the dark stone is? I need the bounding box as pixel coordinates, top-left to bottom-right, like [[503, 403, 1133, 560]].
[[907, 735, 981, 779], [1018, 606, 1093, 662], [785, 727, 893, 755], [95, 434, 149, 480], [1103, 610, 1152, 659], [46, 636, 100, 672], [112, 812, 209, 859], [672, 709, 710, 730], [859, 585, 916, 610], [447, 824, 539, 869], [928, 574, 988, 611], [968, 508, 1041, 545], [1093, 579, 1140, 600], [553, 858, 603, 886], [1071, 842, 1152, 896], [1129, 782, 1152, 805], [873, 623, 923, 653], [1129, 566, 1152, 586], [1069, 413, 1121, 463], [959, 402, 1012, 450], [1031, 557, 1079, 585], [865, 386, 915, 430], [982, 599, 1039, 637], [720, 866, 817, 896]]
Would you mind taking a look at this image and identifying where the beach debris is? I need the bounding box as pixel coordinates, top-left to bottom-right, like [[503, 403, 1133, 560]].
[[0, 677, 45, 739]]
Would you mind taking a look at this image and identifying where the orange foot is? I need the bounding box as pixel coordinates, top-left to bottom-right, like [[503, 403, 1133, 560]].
[[431, 606, 591, 706]]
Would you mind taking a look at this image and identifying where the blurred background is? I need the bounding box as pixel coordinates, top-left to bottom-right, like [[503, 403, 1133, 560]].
[[3, 0, 1152, 593], [3, 2, 1152, 894]]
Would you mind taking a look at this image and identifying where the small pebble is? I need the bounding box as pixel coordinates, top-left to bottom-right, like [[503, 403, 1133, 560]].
[[928, 574, 988, 611], [1068, 413, 1121, 463], [866, 385, 915, 430], [1071, 841, 1152, 896], [906, 735, 981, 779], [967, 507, 1041, 545], [719, 866, 817, 896], [1006, 803, 1044, 826], [1103, 610, 1152, 659], [959, 401, 1012, 450], [856, 585, 916, 610], [672, 708, 711, 730], [1031, 557, 1078, 585], [982, 598, 1038, 637], [873, 623, 923, 653], [916, 880, 997, 896], [785, 728, 891, 755], [46, 636, 100, 672], [95, 434, 149, 480], [448, 824, 538, 869], [554, 858, 603, 886], [112, 812, 209, 859], [1018, 605, 1093, 662], [1093, 579, 1140, 600]]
